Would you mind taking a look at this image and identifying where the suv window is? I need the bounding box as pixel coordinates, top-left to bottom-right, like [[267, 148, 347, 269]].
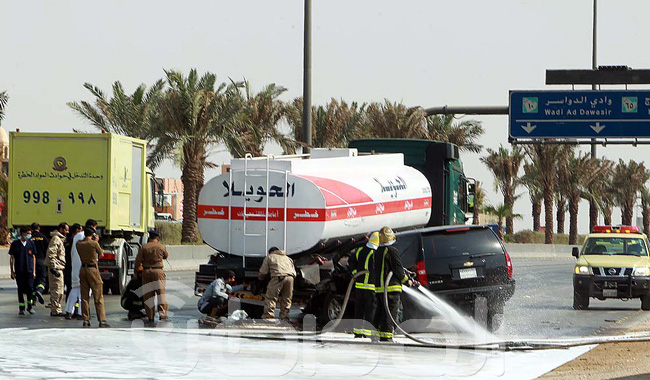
[[422, 228, 503, 259], [582, 237, 648, 256], [394, 233, 421, 269]]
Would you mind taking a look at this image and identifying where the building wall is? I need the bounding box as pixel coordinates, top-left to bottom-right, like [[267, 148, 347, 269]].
[[155, 178, 183, 220]]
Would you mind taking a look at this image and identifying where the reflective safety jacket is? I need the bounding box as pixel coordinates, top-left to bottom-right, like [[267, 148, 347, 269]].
[[374, 245, 408, 293], [348, 245, 375, 291]]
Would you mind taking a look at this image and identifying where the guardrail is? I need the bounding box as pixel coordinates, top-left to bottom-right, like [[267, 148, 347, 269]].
[[505, 243, 576, 259], [0, 243, 577, 279]]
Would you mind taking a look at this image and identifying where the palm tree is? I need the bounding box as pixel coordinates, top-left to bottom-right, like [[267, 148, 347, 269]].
[[287, 98, 366, 151], [150, 69, 243, 243], [525, 143, 571, 244], [68, 81, 165, 167], [361, 100, 426, 139], [0, 91, 8, 125], [585, 158, 615, 227], [480, 145, 524, 234], [554, 147, 573, 234], [521, 160, 543, 231], [223, 82, 295, 158], [563, 153, 611, 244], [612, 159, 648, 225], [483, 203, 522, 240], [424, 114, 484, 153], [641, 187, 650, 236], [472, 182, 486, 225]]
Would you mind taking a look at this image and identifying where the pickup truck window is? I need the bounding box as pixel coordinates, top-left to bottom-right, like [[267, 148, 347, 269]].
[[582, 237, 649, 256]]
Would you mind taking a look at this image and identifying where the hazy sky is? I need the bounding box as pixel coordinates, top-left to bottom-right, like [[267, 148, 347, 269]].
[[3, 0, 650, 233]]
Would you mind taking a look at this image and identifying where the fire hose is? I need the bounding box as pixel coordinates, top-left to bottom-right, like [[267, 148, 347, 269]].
[[383, 271, 650, 351], [187, 270, 650, 351]]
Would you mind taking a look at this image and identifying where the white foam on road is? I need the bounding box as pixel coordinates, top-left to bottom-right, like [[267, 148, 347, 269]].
[[0, 328, 592, 379]]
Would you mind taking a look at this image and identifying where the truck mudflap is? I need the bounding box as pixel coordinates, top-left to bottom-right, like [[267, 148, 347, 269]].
[[98, 265, 119, 282]]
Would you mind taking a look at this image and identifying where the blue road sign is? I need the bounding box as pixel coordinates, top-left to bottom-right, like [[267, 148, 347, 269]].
[[509, 90, 650, 139]]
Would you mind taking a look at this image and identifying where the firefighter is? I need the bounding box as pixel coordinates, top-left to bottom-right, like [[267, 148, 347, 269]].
[[135, 229, 170, 323], [77, 227, 110, 327], [259, 247, 296, 322], [9, 226, 37, 315], [348, 231, 379, 338], [45, 222, 69, 317], [30, 222, 49, 305], [373, 226, 409, 342]]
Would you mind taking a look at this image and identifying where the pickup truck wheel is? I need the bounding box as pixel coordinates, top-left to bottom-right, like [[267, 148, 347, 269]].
[[641, 294, 650, 311], [573, 291, 589, 310]]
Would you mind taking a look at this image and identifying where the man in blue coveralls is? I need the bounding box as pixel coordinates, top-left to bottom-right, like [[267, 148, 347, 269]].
[[9, 226, 38, 315]]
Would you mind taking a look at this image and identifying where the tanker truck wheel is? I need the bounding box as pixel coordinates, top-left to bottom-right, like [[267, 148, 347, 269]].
[[318, 293, 344, 326], [116, 242, 133, 295]]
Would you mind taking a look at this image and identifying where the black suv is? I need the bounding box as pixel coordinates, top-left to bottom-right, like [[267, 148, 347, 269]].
[[395, 225, 515, 331]]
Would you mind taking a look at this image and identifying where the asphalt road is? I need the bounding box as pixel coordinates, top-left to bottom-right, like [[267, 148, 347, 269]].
[[0, 258, 648, 339]]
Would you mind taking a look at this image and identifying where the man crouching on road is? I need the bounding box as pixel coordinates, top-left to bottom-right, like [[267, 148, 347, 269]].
[[45, 222, 69, 317], [198, 270, 236, 323], [259, 247, 295, 322]]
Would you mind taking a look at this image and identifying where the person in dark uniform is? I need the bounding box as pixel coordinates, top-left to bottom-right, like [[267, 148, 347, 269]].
[[347, 231, 379, 339], [30, 222, 49, 304], [373, 226, 410, 343], [134, 230, 169, 323], [8, 226, 38, 315]]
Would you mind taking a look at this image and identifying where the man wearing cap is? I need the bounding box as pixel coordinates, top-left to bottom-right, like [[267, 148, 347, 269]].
[[134, 230, 169, 323], [259, 247, 296, 322], [76, 227, 110, 327]]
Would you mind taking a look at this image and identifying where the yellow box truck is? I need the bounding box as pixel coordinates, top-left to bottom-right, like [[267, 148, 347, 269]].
[[8, 131, 155, 294]]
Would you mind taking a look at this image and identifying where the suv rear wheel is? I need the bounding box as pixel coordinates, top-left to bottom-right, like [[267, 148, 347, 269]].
[[573, 290, 589, 310], [641, 294, 650, 311], [487, 301, 504, 332]]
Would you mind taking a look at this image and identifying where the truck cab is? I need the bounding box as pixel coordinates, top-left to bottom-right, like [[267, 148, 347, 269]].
[[573, 225, 650, 310]]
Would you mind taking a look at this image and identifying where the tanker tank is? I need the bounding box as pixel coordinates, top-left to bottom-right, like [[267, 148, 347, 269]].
[[197, 149, 432, 258]]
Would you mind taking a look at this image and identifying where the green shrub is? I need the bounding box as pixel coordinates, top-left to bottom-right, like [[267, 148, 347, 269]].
[[154, 221, 202, 245], [504, 230, 585, 245]]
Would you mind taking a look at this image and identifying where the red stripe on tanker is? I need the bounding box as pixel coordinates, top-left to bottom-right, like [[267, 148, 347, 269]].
[[198, 150, 432, 257]]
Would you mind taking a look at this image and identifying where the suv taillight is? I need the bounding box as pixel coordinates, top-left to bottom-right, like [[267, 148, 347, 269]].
[[504, 251, 513, 278], [416, 260, 428, 285]]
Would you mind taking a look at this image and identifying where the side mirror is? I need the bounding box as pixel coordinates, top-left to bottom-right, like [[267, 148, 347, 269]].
[[572, 247, 580, 258]]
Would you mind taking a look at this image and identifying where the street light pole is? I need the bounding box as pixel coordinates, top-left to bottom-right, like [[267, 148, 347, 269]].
[[591, 0, 597, 159], [302, 0, 312, 154]]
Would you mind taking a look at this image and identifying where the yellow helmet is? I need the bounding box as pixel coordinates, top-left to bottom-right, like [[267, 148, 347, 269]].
[[367, 231, 380, 247], [379, 226, 396, 246]]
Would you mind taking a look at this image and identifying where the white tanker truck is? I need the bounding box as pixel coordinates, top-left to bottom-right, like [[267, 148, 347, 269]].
[[195, 139, 478, 323]]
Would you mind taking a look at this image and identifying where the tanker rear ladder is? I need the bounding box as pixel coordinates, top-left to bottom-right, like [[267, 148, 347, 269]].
[[235, 154, 296, 266]]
